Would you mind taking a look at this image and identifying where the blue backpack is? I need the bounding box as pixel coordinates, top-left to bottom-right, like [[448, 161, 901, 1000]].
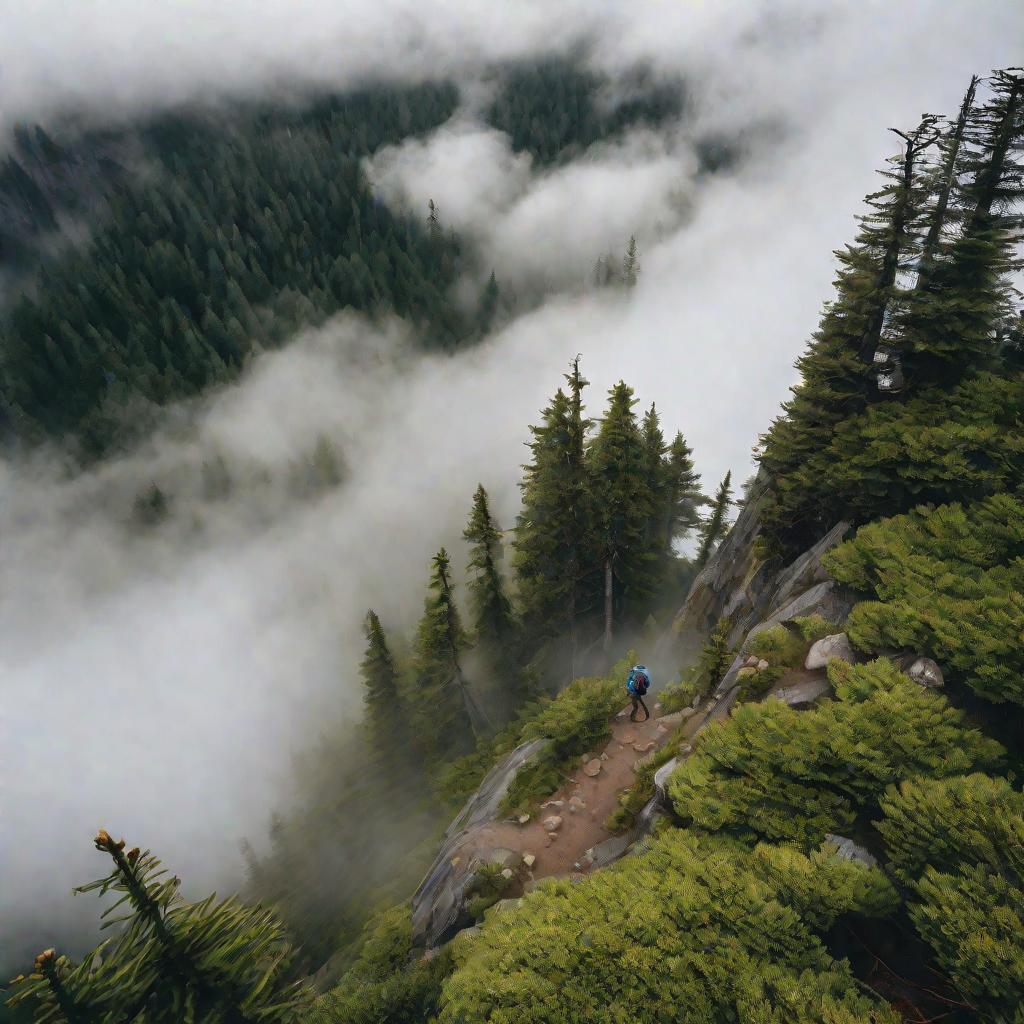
[[627, 667, 649, 697]]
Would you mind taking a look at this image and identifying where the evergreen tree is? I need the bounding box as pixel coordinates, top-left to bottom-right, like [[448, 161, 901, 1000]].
[[640, 403, 669, 559], [475, 271, 499, 337], [894, 69, 1023, 382], [589, 381, 651, 651], [411, 549, 482, 757], [695, 615, 735, 694], [695, 470, 732, 568], [758, 116, 942, 548], [662, 431, 703, 551], [360, 610, 411, 769], [622, 235, 639, 288], [514, 358, 598, 669], [7, 830, 313, 1023], [463, 485, 517, 654]]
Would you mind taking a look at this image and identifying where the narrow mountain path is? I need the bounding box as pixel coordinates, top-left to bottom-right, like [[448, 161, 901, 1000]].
[[473, 700, 710, 885]]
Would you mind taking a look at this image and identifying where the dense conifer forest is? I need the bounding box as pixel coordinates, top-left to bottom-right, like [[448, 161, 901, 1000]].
[[4, 50, 1023, 1024]]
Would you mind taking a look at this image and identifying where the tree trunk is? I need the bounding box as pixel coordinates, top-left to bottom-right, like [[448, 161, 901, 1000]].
[[603, 556, 613, 653]]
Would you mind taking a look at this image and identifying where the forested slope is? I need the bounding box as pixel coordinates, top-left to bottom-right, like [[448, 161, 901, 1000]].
[[0, 59, 686, 456]]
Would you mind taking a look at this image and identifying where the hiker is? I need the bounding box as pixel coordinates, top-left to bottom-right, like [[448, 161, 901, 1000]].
[[626, 664, 652, 722]]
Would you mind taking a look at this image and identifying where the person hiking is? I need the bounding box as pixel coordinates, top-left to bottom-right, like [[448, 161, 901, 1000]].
[[626, 664, 652, 722]]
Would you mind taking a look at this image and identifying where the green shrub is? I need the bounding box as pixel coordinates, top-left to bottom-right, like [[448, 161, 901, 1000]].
[[793, 614, 839, 644], [748, 623, 805, 667], [657, 672, 700, 713], [877, 774, 1024, 1018], [667, 659, 1003, 847], [438, 831, 899, 1024], [316, 949, 453, 1024], [465, 864, 512, 920], [825, 493, 1024, 705], [737, 663, 785, 702]]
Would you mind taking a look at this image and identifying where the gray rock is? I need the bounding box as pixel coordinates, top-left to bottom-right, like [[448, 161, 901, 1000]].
[[444, 737, 551, 838], [542, 815, 563, 833], [824, 834, 878, 868], [587, 832, 635, 869], [411, 737, 551, 949], [906, 656, 944, 689], [805, 632, 855, 670], [749, 581, 858, 640], [656, 708, 693, 728], [773, 676, 833, 707]]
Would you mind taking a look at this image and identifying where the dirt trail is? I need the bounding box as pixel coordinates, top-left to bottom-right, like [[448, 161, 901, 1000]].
[[471, 700, 709, 885]]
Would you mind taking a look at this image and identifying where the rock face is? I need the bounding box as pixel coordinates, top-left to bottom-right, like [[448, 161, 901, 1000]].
[[411, 737, 550, 950], [664, 464, 852, 663], [805, 632, 855, 670]]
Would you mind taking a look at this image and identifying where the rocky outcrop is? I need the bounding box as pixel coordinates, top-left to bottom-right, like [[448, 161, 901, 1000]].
[[665, 469, 776, 655], [665, 467, 854, 663], [411, 737, 550, 950]]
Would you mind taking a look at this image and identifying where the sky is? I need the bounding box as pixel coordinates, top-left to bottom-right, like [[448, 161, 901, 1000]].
[[1, 0, 1022, 968]]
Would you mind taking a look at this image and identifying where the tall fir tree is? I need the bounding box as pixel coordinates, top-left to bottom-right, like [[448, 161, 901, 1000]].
[[893, 69, 1023, 382], [411, 548, 482, 758], [462, 484, 529, 709], [639, 403, 676, 593], [476, 271, 500, 337], [662, 431, 704, 549], [514, 358, 598, 669], [360, 610, 411, 770], [695, 470, 732, 569], [758, 115, 945, 549], [622, 235, 639, 288], [589, 381, 651, 651]]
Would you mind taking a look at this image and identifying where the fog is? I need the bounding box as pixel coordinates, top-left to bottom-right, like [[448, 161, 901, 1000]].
[[2, 0, 1022, 969]]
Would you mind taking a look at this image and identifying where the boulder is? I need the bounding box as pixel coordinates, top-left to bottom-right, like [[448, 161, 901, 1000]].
[[773, 676, 833, 707], [583, 758, 603, 777], [500, 868, 514, 880], [522, 853, 536, 869], [517, 814, 530, 825], [542, 815, 563, 833], [633, 740, 656, 753], [540, 799, 564, 809], [757, 659, 769, 671], [805, 632, 855, 670], [744, 655, 760, 668], [906, 656, 944, 689], [568, 796, 586, 813], [824, 834, 878, 868]]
